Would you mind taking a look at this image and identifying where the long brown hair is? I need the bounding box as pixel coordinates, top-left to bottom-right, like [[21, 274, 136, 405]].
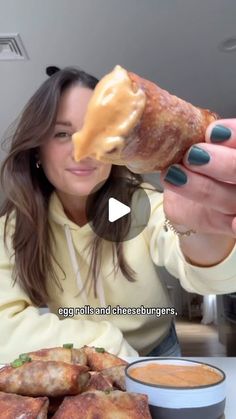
[[0, 67, 143, 306]]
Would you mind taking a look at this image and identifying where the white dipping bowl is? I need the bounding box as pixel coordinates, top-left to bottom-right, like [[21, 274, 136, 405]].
[[125, 358, 226, 419]]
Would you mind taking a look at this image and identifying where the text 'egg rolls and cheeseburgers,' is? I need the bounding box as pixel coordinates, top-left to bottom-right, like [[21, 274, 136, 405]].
[[72, 65, 218, 173]]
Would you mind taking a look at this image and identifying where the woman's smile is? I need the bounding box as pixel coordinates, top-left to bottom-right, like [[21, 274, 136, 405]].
[[66, 165, 97, 176]]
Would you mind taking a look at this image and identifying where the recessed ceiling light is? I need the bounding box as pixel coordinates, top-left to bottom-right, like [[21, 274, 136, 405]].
[[219, 37, 236, 52]]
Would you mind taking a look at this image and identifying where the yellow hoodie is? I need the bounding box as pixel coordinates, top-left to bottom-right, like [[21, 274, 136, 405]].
[[1, 188, 236, 363]]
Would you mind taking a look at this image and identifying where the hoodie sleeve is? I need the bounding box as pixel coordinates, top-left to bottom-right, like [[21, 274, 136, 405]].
[[145, 189, 236, 295], [0, 217, 137, 364]]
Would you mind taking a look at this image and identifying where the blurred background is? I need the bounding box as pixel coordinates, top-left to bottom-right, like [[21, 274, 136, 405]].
[[1, 0, 236, 356]]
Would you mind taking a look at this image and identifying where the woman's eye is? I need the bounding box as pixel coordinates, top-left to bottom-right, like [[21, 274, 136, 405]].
[[54, 132, 71, 140]]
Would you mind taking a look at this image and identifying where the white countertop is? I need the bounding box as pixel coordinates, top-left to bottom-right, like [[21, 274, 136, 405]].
[[188, 357, 234, 419]]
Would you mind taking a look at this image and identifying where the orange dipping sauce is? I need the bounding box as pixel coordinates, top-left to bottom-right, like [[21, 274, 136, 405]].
[[129, 363, 223, 387]]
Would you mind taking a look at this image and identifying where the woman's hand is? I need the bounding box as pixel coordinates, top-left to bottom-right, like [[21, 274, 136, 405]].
[[160, 119, 236, 266]]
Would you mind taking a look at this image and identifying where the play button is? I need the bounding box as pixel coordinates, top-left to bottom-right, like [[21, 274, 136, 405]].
[[86, 177, 151, 242], [108, 198, 131, 222]]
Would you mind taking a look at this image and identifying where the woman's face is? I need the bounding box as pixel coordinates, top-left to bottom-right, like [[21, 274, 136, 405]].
[[40, 85, 112, 198]]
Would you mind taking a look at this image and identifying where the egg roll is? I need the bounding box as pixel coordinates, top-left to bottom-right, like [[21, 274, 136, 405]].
[[83, 371, 113, 392], [0, 361, 89, 397], [72, 65, 218, 173], [26, 347, 87, 365], [101, 365, 126, 391], [0, 391, 49, 419], [82, 346, 127, 371], [52, 390, 152, 418]]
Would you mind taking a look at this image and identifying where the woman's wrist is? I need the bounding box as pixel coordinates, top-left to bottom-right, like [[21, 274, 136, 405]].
[[164, 218, 196, 237], [178, 232, 236, 267]]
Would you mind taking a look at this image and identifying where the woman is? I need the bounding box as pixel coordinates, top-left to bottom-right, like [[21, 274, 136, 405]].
[[0, 67, 236, 363]]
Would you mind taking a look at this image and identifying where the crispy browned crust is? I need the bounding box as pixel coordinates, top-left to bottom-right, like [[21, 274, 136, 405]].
[[52, 390, 152, 418], [0, 361, 90, 397], [0, 391, 49, 419], [82, 346, 128, 371], [119, 72, 218, 172], [27, 347, 87, 365]]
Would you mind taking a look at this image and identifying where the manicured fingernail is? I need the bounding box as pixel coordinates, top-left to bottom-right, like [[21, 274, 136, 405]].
[[164, 165, 187, 186], [187, 146, 210, 165], [210, 125, 231, 142]]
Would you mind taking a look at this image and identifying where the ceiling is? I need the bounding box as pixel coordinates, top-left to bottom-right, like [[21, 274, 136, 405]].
[[0, 0, 236, 166]]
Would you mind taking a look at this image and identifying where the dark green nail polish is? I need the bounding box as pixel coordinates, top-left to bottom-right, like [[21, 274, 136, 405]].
[[187, 146, 210, 165], [164, 166, 187, 186], [210, 125, 231, 142]]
